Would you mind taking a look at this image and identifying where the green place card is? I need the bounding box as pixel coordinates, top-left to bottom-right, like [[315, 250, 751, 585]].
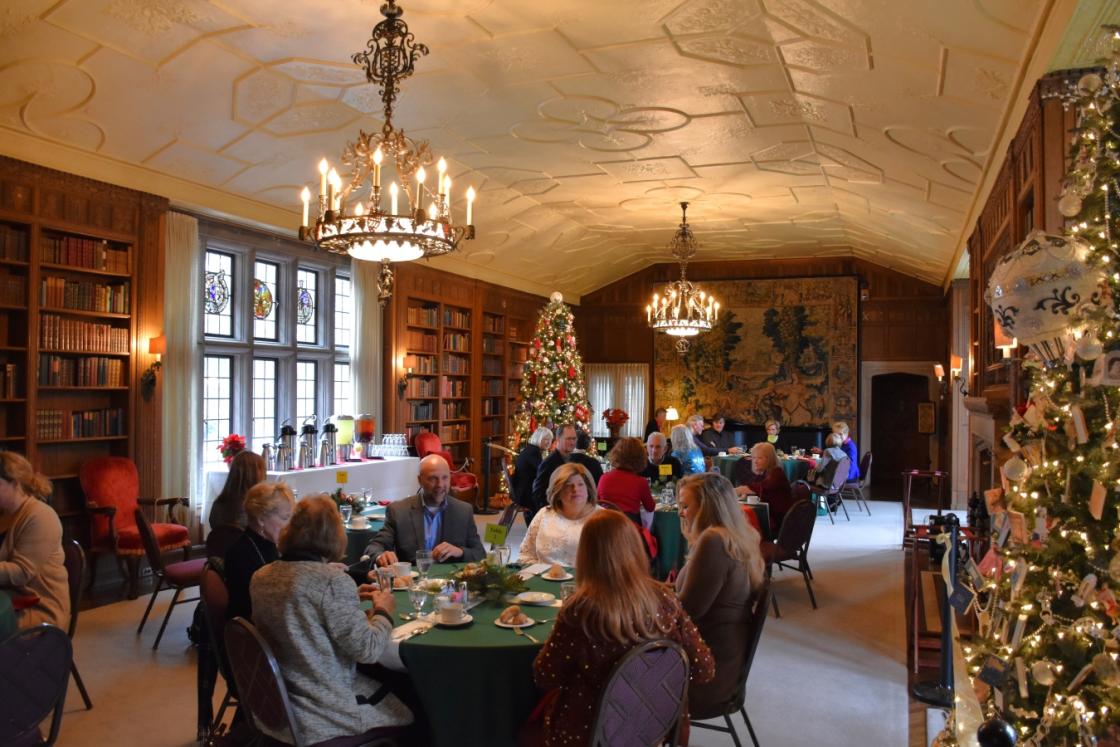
[[336, 470, 349, 484], [596, 441, 607, 452], [484, 523, 509, 547]]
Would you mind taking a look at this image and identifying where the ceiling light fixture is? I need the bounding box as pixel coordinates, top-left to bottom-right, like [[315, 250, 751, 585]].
[[646, 202, 719, 353], [298, 0, 475, 303]]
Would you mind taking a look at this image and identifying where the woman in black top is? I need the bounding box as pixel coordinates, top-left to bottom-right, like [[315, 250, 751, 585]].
[[643, 407, 667, 440], [210, 450, 266, 530], [224, 481, 295, 621], [512, 427, 553, 516]]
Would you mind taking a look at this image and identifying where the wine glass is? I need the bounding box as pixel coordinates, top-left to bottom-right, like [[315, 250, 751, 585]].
[[339, 504, 352, 524], [495, 545, 511, 567], [415, 549, 433, 579], [409, 585, 430, 620]]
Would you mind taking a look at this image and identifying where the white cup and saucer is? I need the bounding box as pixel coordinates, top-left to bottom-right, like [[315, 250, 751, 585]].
[[350, 515, 369, 529]]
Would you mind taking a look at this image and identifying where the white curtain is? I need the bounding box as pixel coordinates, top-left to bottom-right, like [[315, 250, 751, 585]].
[[585, 363, 648, 437], [163, 212, 202, 530], [351, 260, 384, 428]]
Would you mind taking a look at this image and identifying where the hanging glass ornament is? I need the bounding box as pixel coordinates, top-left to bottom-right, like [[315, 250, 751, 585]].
[[1058, 192, 1083, 217]]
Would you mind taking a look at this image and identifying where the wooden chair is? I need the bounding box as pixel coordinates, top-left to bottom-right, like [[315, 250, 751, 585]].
[[761, 499, 818, 617], [79, 456, 190, 598], [691, 581, 772, 747], [0, 625, 72, 747], [223, 617, 408, 747], [590, 639, 690, 747], [61, 541, 92, 711], [842, 452, 873, 514], [135, 509, 205, 650]]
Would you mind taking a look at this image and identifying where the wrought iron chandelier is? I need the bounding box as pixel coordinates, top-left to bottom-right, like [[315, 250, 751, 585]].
[[298, 0, 475, 303], [646, 202, 719, 353]]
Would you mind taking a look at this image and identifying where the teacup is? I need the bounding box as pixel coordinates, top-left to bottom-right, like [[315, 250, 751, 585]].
[[438, 599, 464, 625], [747, 494, 760, 505], [350, 516, 369, 529], [718, 451, 727, 457], [393, 561, 412, 578]]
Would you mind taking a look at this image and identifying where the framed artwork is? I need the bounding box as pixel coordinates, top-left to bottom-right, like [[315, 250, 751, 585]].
[[917, 401, 936, 434], [1102, 350, 1120, 386]]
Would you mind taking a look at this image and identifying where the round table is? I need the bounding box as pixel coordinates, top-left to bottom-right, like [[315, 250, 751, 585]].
[[0, 591, 17, 640], [716, 455, 812, 486], [392, 563, 565, 747]]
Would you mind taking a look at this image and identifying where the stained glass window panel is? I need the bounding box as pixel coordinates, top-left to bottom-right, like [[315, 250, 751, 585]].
[[204, 251, 233, 337], [296, 269, 318, 344], [203, 355, 232, 465], [252, 358, 277, 452], [296, 360, 317, 426], [334, 275, 352, 348], [334, 362, 352, 417], [253, 260, 279, 341]]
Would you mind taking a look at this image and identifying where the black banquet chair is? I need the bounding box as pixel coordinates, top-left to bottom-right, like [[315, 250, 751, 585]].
[[0, 625, 72, 747], [62, 540, 92, 711], [762, 494, 818, 617]]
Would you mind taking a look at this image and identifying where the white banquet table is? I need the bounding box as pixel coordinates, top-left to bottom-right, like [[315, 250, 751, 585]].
[[204, 456, 420, 525]]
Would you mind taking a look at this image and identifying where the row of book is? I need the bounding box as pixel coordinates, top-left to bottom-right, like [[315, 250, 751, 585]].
[[38, 355, 126, 387], [482, 315, 505, 334], [443, 332, 470, 352], [443, 308, 470, 328], [0, 273, 25, 304], [482, 337, 504, 354], [443, 354, 469, 375], [405, 330, 437, 352], [482, 358, 503, 375], [441, 377, 466, 397], [40, 277, 130, 314], [406, 305, 439, 327], [0, 363, 17, 398], [39, 314, 129, 353], [40, 235, 129, 273], [441, 402, 466, 420], [408, 402, 435, 421], [404, 378, 438, 398], [482, 397, 503, 416], [483, 378, 503, 395], [35, 407, 126, 440], [0, 225, 29, 262], [439, 424, 468, 442]]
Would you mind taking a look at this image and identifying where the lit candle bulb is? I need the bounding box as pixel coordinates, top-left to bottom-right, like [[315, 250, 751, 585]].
[[390, 182, 399, 214], [300, 187, 310, 228], [354, 202, 364, 217], [373, 147, 383, 191], [416, 166, 426, 212], [437, 157, 447, 189], [466, 186, 475, 225], [428, 201, 438, 220], [318, 159, 329, 198]]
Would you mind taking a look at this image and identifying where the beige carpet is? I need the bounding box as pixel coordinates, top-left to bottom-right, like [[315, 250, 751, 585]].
[[54, 502, 908, 746]]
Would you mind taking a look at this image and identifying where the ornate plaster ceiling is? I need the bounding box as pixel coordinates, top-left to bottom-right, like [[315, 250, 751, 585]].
[[0, 0, 1066, 296]]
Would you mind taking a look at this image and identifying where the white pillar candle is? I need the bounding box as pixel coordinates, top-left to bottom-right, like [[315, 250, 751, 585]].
[[300, 187, 310, 227], [466, 186, 475, 225], [416, 166, 426, 213], [373, 147, 383, 191], [318, 159, 329, 198], [390, 182, 399, 214]]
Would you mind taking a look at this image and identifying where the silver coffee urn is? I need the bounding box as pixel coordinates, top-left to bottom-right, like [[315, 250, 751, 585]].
[[320, 422, 338, 466], [277, 423, 297, 471], [299, 417, 318, 469]]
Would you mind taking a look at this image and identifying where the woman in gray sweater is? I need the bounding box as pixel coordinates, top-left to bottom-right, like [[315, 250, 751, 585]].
[[675, 472, 765, 718], [250, 494, 413, 744]]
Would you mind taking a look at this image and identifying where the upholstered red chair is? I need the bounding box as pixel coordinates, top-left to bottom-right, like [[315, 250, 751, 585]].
[[79, 456, 190, 599], [414, 431, 478, 504]]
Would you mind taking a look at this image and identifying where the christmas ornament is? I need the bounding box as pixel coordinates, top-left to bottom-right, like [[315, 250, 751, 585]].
[[1109, 553, 1120, 582], [1002, 456, 1029, 482], [976, 717, 1017, 747], [986, 231, 1104, 365], [568, 366, 576, 379], [1030, 660, 1056, 686], [556, 387, 566, 402], [1075, 334, 1103, 360], [1058, 192, 1083, 217], [1078, 71, 1104, 94], [550, 291, 563, 304]]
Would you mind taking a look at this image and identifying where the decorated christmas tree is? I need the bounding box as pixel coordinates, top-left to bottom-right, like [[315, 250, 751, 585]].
[[957, 49, 1120, 746], [509, 292, 591, 448]]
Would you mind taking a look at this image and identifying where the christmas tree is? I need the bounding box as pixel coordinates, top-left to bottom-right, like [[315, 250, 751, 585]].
[[959, 50, 1120, 746], [509, 292, 591, 448]]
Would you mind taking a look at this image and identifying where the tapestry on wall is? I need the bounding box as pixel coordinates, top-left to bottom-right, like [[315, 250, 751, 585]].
[[654, 275, 858, 428]]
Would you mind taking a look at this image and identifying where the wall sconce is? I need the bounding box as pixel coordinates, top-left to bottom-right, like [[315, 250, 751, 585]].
[[934, 363, 947, 400], [397, 366, 413, 398], [993, 322, 1017, 359], [140, 334, 166, 402], [949, 354, 968, 396]]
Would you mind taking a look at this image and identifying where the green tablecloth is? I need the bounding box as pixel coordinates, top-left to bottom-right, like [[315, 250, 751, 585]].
[[652, 510, 685, 580], [715, 455, 811, 486], [393, 563, 564, 747], [343, 506, 386, 565], [0, 591, 16, 640]]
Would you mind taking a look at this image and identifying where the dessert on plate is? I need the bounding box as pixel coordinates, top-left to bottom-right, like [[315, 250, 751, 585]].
[[499, 604, 531, 626], [545, 563, 566, 579]]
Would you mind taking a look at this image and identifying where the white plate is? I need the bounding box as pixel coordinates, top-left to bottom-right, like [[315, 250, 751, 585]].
[[494, 617, 536, 629], [516, 591, 556, 606], [541, 571, 574, 582], [422, 612, 473, 627]]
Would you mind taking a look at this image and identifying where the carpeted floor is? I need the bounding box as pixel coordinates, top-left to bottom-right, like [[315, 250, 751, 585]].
[[54, 500, 909, 747]]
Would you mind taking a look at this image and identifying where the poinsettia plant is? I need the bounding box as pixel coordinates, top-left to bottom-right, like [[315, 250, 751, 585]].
[[601, 408, 630, 428], [218, 433, 246, 464]]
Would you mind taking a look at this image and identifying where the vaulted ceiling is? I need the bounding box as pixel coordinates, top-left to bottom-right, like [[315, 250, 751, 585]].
[[0, 0, 1095, 298]]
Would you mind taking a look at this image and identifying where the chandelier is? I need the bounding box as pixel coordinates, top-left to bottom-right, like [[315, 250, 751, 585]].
[[646, 202, 719, 353], [298, 0, 475, 303]]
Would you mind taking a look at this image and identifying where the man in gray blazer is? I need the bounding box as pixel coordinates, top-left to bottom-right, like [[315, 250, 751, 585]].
[[366, 454, 485, 565]]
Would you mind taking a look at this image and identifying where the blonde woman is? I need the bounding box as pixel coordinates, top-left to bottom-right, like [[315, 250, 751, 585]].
[[670, 423, 705, 475], [518, 463, 600, 567], [532, 510, 715, 746], [832, 421, 861, 482], [0, 452, 68, 630], [735, 441, 793, 535], [677, 472, 765, 718], [224, 481, 296, 622]]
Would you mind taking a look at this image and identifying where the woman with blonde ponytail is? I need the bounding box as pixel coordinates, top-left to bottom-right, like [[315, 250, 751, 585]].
[[0, 451, 69, 630]]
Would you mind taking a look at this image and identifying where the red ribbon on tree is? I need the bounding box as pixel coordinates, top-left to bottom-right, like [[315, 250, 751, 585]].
[[556, 387, 566, 402]]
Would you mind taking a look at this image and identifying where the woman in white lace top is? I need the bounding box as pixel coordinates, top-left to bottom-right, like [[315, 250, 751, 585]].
[[518, 462, 601, 567]]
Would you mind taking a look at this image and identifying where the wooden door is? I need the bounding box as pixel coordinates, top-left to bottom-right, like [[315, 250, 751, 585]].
[[870, 372, 930, 500]]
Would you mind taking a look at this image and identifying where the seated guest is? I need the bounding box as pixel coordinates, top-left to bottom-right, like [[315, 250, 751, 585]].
[[639, 431, 683, 484], [0, 452, 69, 630], [764, 419, 782, 450], [670, 424, 706, 475], [676, 472, 765, 719], [734, 442, 793, 535], [225, 481, 295, 622], [596, 437, 655, 523], [518, 463, 601, 567], [687, 414, 720, 457], [513, 427, 553, 519], [532, 510, 715, 746], [368, 454, 485, 566], [251, 495, 412, 744], [810, 433, 850, 512], [570, 430, 604, 485], [833, 421, 861, 482], [699, 415, 741, 453], [209, 450, 266, 530], [642, 407, 667, 440], [532, 424, 578, 512]]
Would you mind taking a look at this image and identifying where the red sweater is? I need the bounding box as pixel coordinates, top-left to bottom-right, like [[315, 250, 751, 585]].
[[596, 469, 655, 515]]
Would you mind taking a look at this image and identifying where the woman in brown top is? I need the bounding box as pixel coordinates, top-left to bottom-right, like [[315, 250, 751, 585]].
[[0, 452, 69, 630], [532, 510, 715, 746], [677, 472, 765, 719]]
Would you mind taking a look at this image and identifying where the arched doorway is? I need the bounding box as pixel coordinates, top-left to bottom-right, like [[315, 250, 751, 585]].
[[870, 372, 932, 500]]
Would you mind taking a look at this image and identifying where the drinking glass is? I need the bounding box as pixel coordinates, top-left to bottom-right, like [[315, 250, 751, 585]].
[[339, 504, 353, 524], [375, 566, 394, 592], [560, 581, 577, 600], [495, 545, 511, 567], [415, 549, 433, 579], [409, 586, 430, 619]]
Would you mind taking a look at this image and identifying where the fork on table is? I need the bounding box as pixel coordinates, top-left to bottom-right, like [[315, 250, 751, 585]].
[[512, 626, 539, 644]]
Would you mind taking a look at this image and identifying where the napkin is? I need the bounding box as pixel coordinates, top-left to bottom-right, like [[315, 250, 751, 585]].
[[518, 563, 550, 580], [391, 619, 430, 641]]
